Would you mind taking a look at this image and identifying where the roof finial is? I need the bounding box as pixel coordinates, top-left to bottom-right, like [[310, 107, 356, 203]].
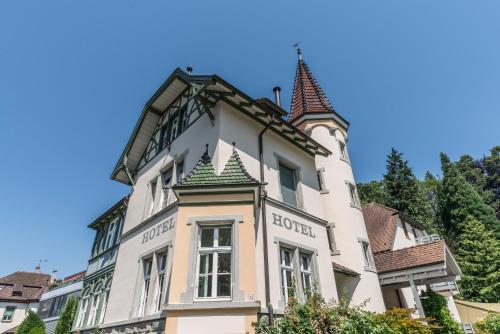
[[292, 42, 302, 60], [232, 141, 236, 152], [202, 144, 210, 163], [186, 65, 193, 74]]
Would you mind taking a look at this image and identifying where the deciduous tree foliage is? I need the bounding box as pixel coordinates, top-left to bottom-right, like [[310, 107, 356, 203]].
[[16, 310, 45, 334], [55, 297, 78, 334]]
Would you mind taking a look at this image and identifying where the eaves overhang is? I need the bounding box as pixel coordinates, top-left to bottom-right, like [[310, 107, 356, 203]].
[[87, 196, 129, 229], [111, 68, 331, 185]]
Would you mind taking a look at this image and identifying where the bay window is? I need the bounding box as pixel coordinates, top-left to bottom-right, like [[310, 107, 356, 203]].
[[196, 226, 232, 299]]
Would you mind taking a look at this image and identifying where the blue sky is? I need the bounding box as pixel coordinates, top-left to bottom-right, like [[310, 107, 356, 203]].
[[0, 0, 498, 278]]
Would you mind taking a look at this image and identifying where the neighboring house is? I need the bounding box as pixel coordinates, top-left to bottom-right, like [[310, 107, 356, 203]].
[[72, 197, 127, 334], [38, 271, 85, 334], [89, 49, 387, 334], [362, 202, 462, 321], [0, 269, 52, 334]]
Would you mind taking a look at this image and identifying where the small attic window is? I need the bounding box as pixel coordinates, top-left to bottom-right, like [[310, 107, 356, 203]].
[[12, 290, 22, 297]]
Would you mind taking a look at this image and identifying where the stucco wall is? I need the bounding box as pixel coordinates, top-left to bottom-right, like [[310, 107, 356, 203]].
[[309, 124, 386, 312], [0, 302, 38, 333]]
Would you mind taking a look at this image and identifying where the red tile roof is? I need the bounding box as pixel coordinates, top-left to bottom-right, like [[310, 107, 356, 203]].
[[63, 271, 86, 283], [289, 49, 335, 122], [362, 203, 400, 253], [373, 240, 446, 274], [332, 261, 360, 277], [0, 271, 51, 303]]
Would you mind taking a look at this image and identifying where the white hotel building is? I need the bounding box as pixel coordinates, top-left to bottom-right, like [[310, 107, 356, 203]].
[[72, 50, 462, 334]]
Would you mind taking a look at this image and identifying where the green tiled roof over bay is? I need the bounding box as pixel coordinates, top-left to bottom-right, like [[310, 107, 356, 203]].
[[176, 148, 259, 187]]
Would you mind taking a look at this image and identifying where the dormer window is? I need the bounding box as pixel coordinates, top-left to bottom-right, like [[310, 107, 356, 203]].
[[12, 290, 22, 297]]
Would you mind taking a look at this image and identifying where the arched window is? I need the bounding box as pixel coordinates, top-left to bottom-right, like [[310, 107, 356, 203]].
[[98, 277, 113, 324], [75, 288, 91, 328], [87, 283, 103, 326]]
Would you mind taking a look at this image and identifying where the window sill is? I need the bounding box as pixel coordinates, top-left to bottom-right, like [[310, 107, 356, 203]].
[[330, 250, 341, 256], [165, 300, 260, 311], [1, 320, 13, 323], [320, 190, 329, 195]]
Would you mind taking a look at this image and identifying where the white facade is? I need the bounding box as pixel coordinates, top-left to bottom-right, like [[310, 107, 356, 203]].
[[0, 302, 38, 333]]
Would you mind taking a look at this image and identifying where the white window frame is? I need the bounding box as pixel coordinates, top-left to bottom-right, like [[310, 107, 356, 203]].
[[339, 140, 350, 162], [98, 289, 109, 324], [160, 168, 173, 209], [326, 223, 340, 255], [155, 251, 168, 312], [87, 285, 102, 326], [2, 306, 16, 322], [316, 168, 328, 194], [75, 296, 89, 328], [299, 252, 313, 294], [194, 225, 232, 301], [346, 182, 361, 208], [280, 247, 296, 304], [147, 178, 158, 218], [358, 238, 375, 272], [175, 160, 185, 183], [104, 217, 120, 250], [138, 257, 153, 317]]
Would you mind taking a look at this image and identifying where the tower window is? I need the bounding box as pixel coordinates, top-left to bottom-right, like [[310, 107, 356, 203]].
[[347, 182, 360, 208], [339, 141, 349, 162]]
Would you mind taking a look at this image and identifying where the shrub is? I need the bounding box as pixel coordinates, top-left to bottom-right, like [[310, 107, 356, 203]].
[[474, 312, 500, 334], [55, 297, 78, 334], [16, 310, 45, 334], [421, 290, 464, 334], [253, 293, 432, 334]]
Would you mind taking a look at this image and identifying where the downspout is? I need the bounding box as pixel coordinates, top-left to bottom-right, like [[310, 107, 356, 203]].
[[122, 156, 136, 187], [259, 116, 274, 325]]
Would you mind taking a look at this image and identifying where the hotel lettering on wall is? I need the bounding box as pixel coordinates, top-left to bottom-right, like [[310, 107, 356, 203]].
[[272, 213, 316, 238], [142, 217, 175, 244]]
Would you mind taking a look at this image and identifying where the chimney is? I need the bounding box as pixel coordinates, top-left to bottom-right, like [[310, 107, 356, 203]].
[[50, 270, 57, 283], [273, 86, 282, 107], [34, 265, 41, 273]]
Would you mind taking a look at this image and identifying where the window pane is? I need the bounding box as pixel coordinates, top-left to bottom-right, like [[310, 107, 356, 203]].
[[144, 259, 152, 276], [199, 254, 213, 274], [159, 253, 167, 271], [197, 275, 212, 298], [200, 228, 214, 247], [300, 254, 310, 271], [281, 249, 292, 266], [302, 273, 312, 291], [218, 228, 232, 247], [218, 253, 231, 274], [279, 164, 298, 207], [217, 274, 231, 297]]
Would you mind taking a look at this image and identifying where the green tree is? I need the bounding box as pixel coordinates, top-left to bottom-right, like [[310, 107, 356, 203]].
[[357, 180, 386, 205], [417, 172, 440, 233], [474, 312, 500, 334], [421, 290, 463, 334], [438, 153, 499, 245], [484, 146, 500, 219], [456, 216, 500, 302], [383, 148, 429, 227], [16, 310, 45, 334], [55, 297, 78, 334]]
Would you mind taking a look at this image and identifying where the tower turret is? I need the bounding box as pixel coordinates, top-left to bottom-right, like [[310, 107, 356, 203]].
[[289, 50, 385, 312]]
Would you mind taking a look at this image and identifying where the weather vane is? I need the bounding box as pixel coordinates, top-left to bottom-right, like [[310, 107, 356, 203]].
[[292, 42, 302, 59]]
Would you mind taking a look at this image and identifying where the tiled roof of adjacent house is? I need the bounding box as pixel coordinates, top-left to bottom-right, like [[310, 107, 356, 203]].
[[176, 146, 259, 187], [289, 49, 335, 123], [373, 240, 446, 274], [0, 271, 51, 302], [332, 261, 360, 277], [362, 202, 427, 254]]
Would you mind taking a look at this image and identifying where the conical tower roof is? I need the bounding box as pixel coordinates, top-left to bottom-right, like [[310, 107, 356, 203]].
[[288, 49, 335, 122]]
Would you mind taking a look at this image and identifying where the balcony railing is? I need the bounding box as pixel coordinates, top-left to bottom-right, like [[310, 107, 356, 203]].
[[415, 234, 440, 245], [431, 281, 459, 294]]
